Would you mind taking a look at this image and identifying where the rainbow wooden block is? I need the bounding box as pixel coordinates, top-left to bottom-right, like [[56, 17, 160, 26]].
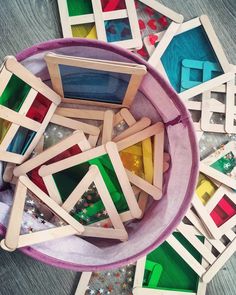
[[0, 56, 61, 164]]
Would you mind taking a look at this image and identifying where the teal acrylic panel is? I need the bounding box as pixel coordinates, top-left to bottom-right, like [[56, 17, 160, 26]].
[[161, 26, 224, 93], [7, 127, 36, 155]]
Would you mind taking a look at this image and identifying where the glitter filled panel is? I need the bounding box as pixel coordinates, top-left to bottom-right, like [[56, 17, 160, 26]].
[[59, 64, 131, 104], [210, 151, 236, 179], [85, 264, 136, 294]]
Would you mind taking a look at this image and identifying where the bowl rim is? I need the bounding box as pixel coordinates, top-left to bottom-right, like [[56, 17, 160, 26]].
[[0, 37, 199, 271]]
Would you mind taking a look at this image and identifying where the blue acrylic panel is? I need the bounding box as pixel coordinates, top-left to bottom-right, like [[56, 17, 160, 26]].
[[7, 127, 36, 155], [59, 64, 131, 104], [161, 26, 224, 93], [105, 18, 132, 42]]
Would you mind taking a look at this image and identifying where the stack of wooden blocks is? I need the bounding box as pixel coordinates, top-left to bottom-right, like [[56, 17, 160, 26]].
[[0, 0, 235, 294]]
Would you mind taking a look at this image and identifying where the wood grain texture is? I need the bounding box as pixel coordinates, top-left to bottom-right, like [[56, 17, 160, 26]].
[[0, 0, 235, 294]]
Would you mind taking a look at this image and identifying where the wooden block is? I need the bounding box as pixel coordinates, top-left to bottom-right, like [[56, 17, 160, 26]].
[[45, 52, 146, 108], [0, 56, 61, 164]]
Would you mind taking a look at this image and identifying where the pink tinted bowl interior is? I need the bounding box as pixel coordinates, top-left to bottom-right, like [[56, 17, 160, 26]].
[[0, 38, 198, 271]]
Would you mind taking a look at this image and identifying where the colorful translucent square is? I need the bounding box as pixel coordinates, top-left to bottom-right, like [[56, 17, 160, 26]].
[[52, 154, 129, 219], [7, 127, 36, 155], [66, 0, 93, 16], [71, 23, 97, 39], [210, 195, 236, 227], [26, 93, 52, 123], [161, 26, 223, 93], [27, 145, 82, 194], [120, 142, 144, 178], [0, 74, 31, 112], [59, 64, 131, 104], [0, 118, 11, 144], [101, 0, 126, 12], [210, 152, 236, 176], [105, 18, 132, 42], [144, 232, 202, 292]]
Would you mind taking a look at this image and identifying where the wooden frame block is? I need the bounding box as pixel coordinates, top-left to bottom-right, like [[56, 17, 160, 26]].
[[133, 237, 207, 295], [39, 142, 142, 220], [61, 164, 128, 240], [57, 0, 142, 50], [13, 131, 91, 200], [0, 56, 61, 164], [50, 113, 100, 147], [45, 52, 146, 108], [139, 0, 183, 24], [201, 84, 227, 133], [55, 107, 114, 147], [225, 78, 236, 134], [113, 108, 136, 128], [192, 184, 236, 239], [165, 222, 236, 283], [145, 16, 233, 101], [0, 176, 84, 251], [113, 117, 151, 142], [117, 122, 165, 200], [200, 141, 236, 190]]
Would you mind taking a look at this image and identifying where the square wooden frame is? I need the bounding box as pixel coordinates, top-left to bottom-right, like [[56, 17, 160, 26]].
[[60, 164, 128, 240], [13, 131, 91, 186], [39, 141, 142, 220], [57, 0, 142, 50], [0, 176, 85, 252], [165, 222, 236, 283], [113, 108, 151, 142], [50, 113, 101, 147], [0, 56, 61, 164], [145, 16, 233, 101], [139, 0, 184, 24], [117, 122, 164, 201], [55, 107, 115, 146], [133, 245, 207, 295], [192, 184, 236, 240], [225, 77, 236, 134], [45, 53, 146, 108], [200, 141, 236, 190]]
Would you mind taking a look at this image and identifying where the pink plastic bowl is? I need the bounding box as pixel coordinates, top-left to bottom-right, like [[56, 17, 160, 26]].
[[0, 38, 198, 271]]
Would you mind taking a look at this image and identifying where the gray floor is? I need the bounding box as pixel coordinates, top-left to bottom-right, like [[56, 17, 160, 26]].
[[0, 0, 235, 294]]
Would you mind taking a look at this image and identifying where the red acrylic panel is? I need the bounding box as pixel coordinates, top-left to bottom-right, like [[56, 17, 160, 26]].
[[101, 0, 126, 12], [26, 93, 52, 123], [27, 144, 82, 194], [210, 195, 236, 227]]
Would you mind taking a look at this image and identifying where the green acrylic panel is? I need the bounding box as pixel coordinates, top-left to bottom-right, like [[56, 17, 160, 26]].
[[0, 74, 31, 112], [7, 126, 36, 155], [53, 154, 129, 224], [0, 118, 12, 144], [144, 232, 203, 292], [210, 151, 236, 175], [66, 0, 93, 17]]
